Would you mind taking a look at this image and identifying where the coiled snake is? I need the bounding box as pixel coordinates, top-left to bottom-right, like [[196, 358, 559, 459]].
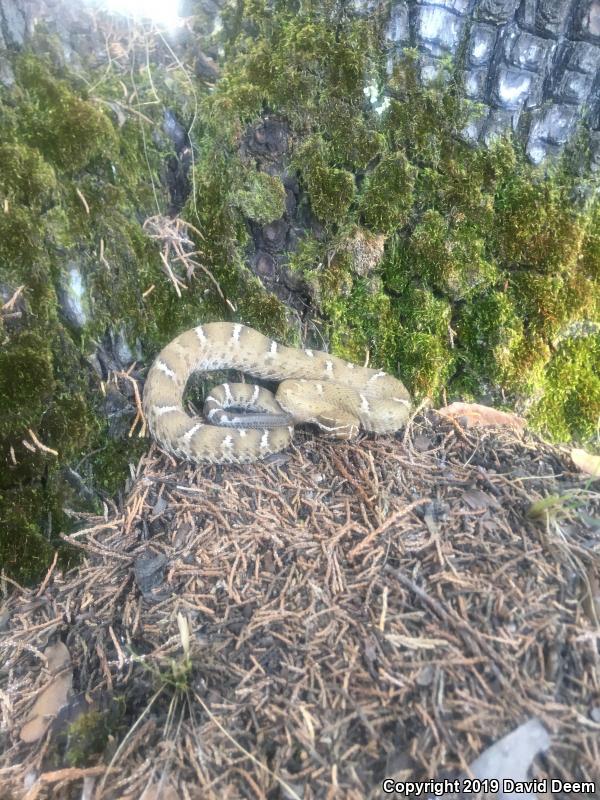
[[143, 322, 412, 463]]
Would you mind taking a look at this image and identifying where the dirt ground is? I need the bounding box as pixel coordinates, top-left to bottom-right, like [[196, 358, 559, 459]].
[[1, 412, 599, 799]]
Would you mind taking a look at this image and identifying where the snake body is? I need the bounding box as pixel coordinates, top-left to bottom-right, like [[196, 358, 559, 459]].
[[143, 322, 411, 463]]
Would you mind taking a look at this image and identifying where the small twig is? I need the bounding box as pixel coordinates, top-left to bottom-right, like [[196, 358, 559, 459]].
[[115, 371, 146, 437], [27, 429, 59, 456], [1, 285, 24, 311], [35, 552, 59, 599], [76, 188, 90, 215]]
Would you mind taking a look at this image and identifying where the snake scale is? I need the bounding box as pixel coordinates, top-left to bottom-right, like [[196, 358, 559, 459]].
[[143, 322, 412, 463]]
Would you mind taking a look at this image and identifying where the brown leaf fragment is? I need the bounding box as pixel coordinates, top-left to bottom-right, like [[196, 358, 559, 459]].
[[461, 488, 501, 510], [571, 448, 600, 477], [20, 642, 73, 743], [413, 434, 433, 452], [438, 402, 526, 431]]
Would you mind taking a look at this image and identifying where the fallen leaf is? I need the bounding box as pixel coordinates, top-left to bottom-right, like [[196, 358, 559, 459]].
[[20, 642, 73, 743], [413, 434, 433, 452], [571, 448, 600, 477], [462, 488, 501, 510], [438, 402, 526, 432]]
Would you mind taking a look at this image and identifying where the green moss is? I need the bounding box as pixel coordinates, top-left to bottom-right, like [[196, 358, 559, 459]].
[[45, 697, 126, 769], [321, 279, 397, 367], [232, 170, 287, 224], [391, 286, 454, 399], [15, 56, 117, 172], [0, 205, 47, 276], [308, 166, 355, 224], [506, 333, 552, 396], [0, 489, 57, 583], [287, 234, 325, 275], [0, 330, 55, 442], [321, 100, 384, 170], [358, 153, 416, 235], [65, 710, 113, 767], [317, 253, 355, 302], [494, 174, 584, 273], [384, 53, 466, 167], [408, 209, 498, 300], [509, 271, 591, 341], [0, 143, 57, 207], [529, 335, 600, 444], [294, 135, 356, 225], [86, 438, 146, 497], [456, 291, 524, 390], [241, 285, 292, 340], [0, 50, 166, 584]]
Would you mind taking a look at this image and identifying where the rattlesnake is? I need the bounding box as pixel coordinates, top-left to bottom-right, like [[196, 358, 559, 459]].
[[143, 322, 412, 463]]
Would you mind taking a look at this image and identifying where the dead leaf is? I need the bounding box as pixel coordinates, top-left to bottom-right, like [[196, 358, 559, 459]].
[[413, 434, 433, 452], [462, 488, 501, 510], [20, 642, 73, 743], [438, 402, 526, 432], [571, 448, 600, 477]]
